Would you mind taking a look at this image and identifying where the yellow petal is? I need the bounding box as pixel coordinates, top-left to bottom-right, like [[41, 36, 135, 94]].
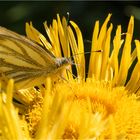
[[116, 16, 134, 86], [89, 14, 112, 80]]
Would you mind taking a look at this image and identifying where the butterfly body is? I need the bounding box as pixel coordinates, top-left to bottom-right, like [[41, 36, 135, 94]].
[[0, 27, 71, 89]]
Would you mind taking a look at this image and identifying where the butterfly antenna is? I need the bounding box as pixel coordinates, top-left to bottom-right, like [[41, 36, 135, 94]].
[[84, 39, 92, 44], [66, 12, 70, 25], [68, 50, 103, 62]]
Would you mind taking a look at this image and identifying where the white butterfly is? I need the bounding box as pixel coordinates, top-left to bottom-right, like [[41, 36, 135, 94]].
[[0, 26, 71, 90]]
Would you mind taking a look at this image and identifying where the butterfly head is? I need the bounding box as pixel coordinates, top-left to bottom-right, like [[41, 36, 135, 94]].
[[56, 57, 73, 68]]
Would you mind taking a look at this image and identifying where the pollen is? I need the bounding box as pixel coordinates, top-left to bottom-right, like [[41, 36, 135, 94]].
[[24, 90, 44, 137]]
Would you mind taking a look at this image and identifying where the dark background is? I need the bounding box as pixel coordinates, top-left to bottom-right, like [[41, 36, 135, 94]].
[[0, 1, 140, 41]]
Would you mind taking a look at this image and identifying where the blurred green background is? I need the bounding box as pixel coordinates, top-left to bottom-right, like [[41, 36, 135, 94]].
[[0, 1, 140, 40]]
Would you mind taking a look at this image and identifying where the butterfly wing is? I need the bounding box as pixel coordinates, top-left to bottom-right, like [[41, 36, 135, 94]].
[[0, 27, 58, 89]]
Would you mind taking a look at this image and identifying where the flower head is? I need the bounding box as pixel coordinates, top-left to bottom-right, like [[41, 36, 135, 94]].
[[1, 14, 140, 140]]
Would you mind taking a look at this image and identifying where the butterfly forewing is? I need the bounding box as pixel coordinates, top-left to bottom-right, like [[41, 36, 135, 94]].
[[0, 27, 59, 89]]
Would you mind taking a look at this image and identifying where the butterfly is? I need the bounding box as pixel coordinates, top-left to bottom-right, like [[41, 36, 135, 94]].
[[0, 26, 72, 90]]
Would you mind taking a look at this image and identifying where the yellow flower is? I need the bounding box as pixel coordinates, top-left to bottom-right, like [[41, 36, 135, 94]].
[[1, 14, 140, 140]]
